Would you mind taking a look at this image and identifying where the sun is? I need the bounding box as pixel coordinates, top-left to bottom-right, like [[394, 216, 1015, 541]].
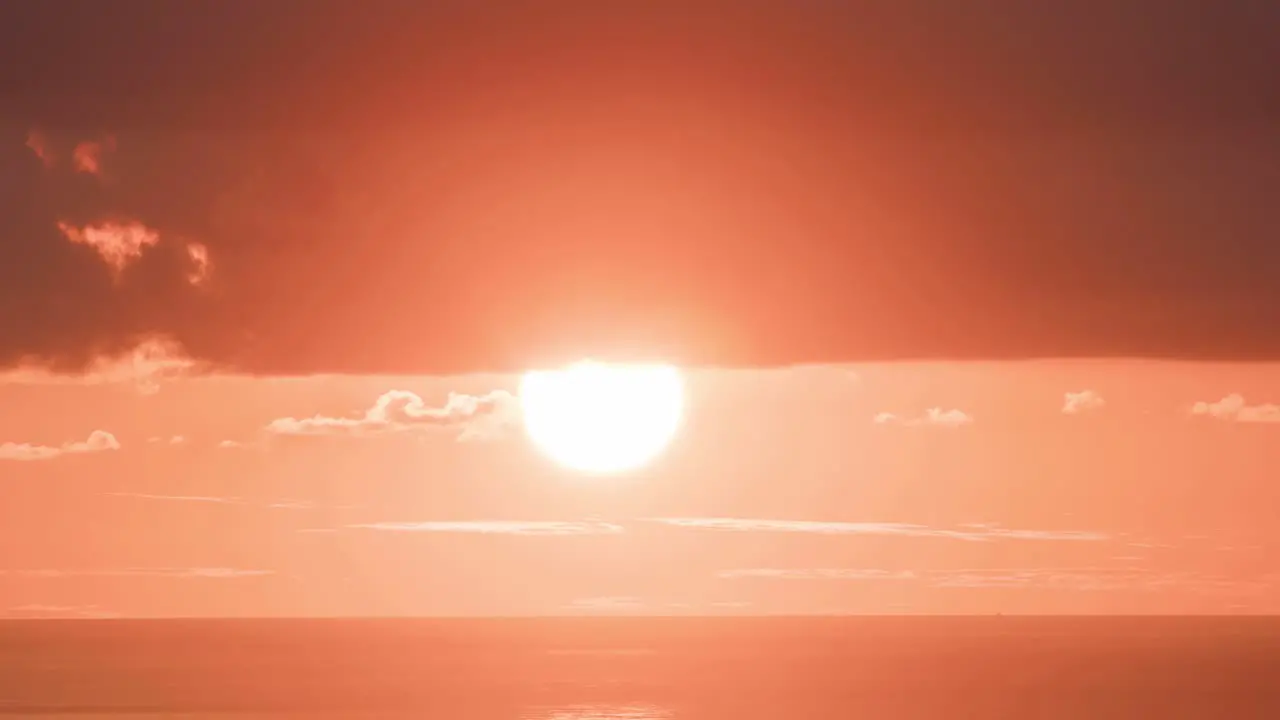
[[519, 361, 685, 474]]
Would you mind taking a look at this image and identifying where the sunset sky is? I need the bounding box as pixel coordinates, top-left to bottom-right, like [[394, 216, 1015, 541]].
[[1, 1, 1278, 617]]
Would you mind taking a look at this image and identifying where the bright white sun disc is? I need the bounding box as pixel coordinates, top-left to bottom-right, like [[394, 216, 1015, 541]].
[[519, 361, 684, 474]]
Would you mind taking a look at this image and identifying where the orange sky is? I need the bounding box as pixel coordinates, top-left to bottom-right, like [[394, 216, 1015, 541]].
[[2, 354, 1277, 617], [2, 3, 1278, 619]]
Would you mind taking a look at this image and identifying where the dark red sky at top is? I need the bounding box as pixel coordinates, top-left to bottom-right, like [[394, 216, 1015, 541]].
[[1, 0, 1277, 375]]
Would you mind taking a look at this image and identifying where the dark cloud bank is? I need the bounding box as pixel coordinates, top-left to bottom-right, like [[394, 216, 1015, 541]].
[[1, 1, 1277, 375]]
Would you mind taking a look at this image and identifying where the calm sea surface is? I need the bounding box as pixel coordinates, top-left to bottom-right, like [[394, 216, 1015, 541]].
[[1, 616, 1278, 718]]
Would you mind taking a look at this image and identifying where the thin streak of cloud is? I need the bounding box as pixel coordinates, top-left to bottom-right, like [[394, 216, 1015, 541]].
[[7, 604, 120, 619], [1, 567, 274, 579], [718, 566, 1276, 597], [1062, 389, 1105, 414], [103, 492, 246, 505], [719, 568, 917, 580], [146, 435, 187, 445], [565, 596, 645, 611], [647, 518, 1107, 542], [1190, 394, 1280, 423], [873, 408, 973, 427], [266, 389, 519, 441], [348, 520, 624, 536], [104, 492, 316, 510], [0, 430, 119, 462]]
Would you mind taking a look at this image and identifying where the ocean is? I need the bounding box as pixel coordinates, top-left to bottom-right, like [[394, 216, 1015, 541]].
[[1, 616, 1277, 718]]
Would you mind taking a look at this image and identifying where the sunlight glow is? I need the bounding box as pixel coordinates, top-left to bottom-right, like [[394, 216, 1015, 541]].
[[519, 361, 684, 474]]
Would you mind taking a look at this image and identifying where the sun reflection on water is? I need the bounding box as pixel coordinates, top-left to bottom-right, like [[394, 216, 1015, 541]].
[[523, 703, 675, 720]]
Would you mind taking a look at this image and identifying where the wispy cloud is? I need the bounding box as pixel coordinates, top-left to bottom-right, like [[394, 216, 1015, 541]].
[[347, 520, 624, 536], [103, 492, 245, 506], [7, 604, 120, 619], [146, 435, 187, 445], [719, 568, 917, 580], [72, 136, 116, 176], [57, 220, 161, 277], [25, 128, 54, 167], [0, 336, 198, 394], [186, 242, 212, 287], [103, 492, 315, 510], [873, 408, 973, 427], [565, 596, 645, 611], [266, 389, 519, 441], [927, 568, 1275, 595], [2, 567, 274, 579], [1063, 389, 1105, 415], [718, 566, 1276, 596], [0, 430, 120, 462], [1191, 394, 1280, 423], [647, 518, 1107, 542]]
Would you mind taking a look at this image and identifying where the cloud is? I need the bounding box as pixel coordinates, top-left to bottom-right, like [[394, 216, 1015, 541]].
[[146, 435, 186, 445], [24, 129, 54, 167], [72, 136, 116, 176], [1190, 394, 1280, 423], [719, 568, 917, 580], [716, 566, 1276, 597], [2, 567, 274, 579], [7, 604, 120, 619], [103, 492, 315, 510], [647, 518, 1107, 542], [103, 492, 245, 505], [266, 389, 519, 441], [1062, 389, 1105, 414], [925, 568, 1275, 596], [347, 520, 624, 535], [57, 220, 161, 277], [186, 242, 212, 286], [0, 430, 120, 462], [0, 337, 198, 393], [565, 596, 645, 611], [873, 408, 973, 427]]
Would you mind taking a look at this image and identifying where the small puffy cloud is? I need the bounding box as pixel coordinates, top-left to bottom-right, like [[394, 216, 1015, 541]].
[[266, 389, 519, 441], [1062, 389, 1105, 415], [348, 520, 624, 535], [25, 129, 54, 167], [1191, 394, 1280, 423], [647, 518, 1106, 542], [186, 242, 212, 286], [57, 220, 161, 276], [873, 408, 972, 427], [72, 136, 116, 176], [0, 337, 199, 394], [0, 430, 120, 462]]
